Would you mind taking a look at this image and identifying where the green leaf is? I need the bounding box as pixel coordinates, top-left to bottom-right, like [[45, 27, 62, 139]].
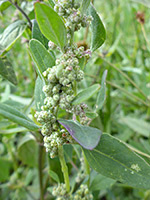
[[84, 133, 150, 189], [0, 58, 17, 85], [49, 170, 60, 183], [48, 0, 55, 8], [90, 172, 116, 191], [18, 135, 38, 167], [58, 119, 102, 150], [29, 39, 55, 79], [0, 158, 12, 182], [86, 112, 98, 119], [131, 0, 150, 7], [120, 117, 150, 137], [0, 0, 11, 12], [72, 84, 100, 105], [89, 4, 106, 52], [0, 127, 27, 134], [81, 0, 90, 14], [95, 70, 107, 111], [34, 2, 67, 50], [34, 76, 45, 111], [0, 103, 39, 131], [32, 19, 49, 49], [0, 20, 27, 55]]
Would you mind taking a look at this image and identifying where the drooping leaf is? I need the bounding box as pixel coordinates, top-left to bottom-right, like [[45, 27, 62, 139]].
[[0, 20, 27, 55], [34, 76, 45, 111], [49, 170, 60, 183], [131, 0, 150, 7], [89, 4, 106, 51], [84, 133, 150, 189], [0, 103, 39, 131], [120, 117, 150, 137], [34, 2, 67, 50], [0, 0, 11, 12], [72, 84, 100, 105], [0, 158, 12, 182], [32, 19, 49, 48], [0, 58, 17, 85], [81, 0, 90, 14], [95, 70, 107, 111], [90, 172, 116, 191], [18, 135, 38, 167], [58, 119, 102, 150], [48, 0, 55, 8], [0, 127, 27, 134], [29, 39, 55, 79], [86, 112, 98, 119]]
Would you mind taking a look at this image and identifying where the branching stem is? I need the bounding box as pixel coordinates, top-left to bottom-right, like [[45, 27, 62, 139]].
[[8, 0, 32, 29], [58, 146, 70, 193]]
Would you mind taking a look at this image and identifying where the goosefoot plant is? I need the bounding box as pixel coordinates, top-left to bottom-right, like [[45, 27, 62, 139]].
[[33, 0, 105, 198], [1, 0, 150, 199]]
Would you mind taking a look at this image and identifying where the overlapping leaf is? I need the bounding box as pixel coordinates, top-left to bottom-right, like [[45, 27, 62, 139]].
[[84, 133, 150, 189], [59, 119, 102, 150], [34, 2, 67, 50]]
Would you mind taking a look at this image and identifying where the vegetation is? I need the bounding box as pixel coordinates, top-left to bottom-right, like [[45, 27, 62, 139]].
[[0, 0, 150, 199]]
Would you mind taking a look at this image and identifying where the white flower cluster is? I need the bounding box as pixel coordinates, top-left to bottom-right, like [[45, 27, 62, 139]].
[[51, 184, 93, 200], [54, 0, 92, 41], [35, 45, 91, 158], [75, 156, 86, 183], [73, 185, 93, 200]]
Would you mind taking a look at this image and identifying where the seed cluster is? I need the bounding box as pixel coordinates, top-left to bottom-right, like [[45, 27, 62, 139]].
[[75, 156, 86, 183], [52, 184, 93, 200], [35, 0, 91, 158], [54, 0, 92, 42], [35, 45, 91, 158]]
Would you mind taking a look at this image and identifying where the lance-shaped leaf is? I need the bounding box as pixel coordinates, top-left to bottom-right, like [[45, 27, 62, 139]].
[[0, 20, 27, 55], [48, 0, 55, 8], [95, 70, 107, 111], [0, 0, 11, 12], [81, 0, 90, 14], [18, 135, 38, 167], [0, 58, 17, 85], [0, 103, 39, 131], [0, 158, 12, 182], [72, 84, 100, 105], [89, 4, 106, 52], [32, 19, 49, 49], [84, 133, 150, 189], [131, 0, 150, 7], [120, 117, 150, 137], [29, 39, 55, 79], [58, 119, 102, 150], [34, 76, 45, 111], [34, 2, 67, 50]]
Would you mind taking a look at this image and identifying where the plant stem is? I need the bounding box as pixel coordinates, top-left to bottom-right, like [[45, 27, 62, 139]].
[[58, 145, 70, 193], [100, 56, 148, 100], [82, 150, 90, 187], [38, 144, 44, 200], [141, 24, 150, 47], [8, 0, 32, 29], [85, 73, 149, 107], [106, 80, 149, 107]]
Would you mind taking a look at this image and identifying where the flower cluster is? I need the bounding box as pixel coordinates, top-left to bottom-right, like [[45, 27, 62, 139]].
[[52, 183, 69, 200], [54, 0, 92, 41], [73, 185, 93, 200], [75, 155, 86, 183], [51, 184, 93, 200], [35, 44, 91, 158]]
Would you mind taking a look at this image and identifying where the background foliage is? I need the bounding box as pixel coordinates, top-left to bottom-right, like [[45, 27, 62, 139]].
[[0, 0, 150, 199]]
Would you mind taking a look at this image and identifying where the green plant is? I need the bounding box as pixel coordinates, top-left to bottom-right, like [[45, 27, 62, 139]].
[[0, 0, 150, 199]]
